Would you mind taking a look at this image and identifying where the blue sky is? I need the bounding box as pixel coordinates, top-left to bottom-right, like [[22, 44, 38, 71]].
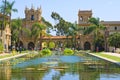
[[1, 0, 120, 25]]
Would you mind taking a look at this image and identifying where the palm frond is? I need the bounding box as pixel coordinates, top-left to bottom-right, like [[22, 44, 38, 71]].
[[84, 26, 96, 35]]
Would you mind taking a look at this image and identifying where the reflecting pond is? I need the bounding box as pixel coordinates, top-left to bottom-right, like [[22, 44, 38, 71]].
[[0, 53, 120, 80]]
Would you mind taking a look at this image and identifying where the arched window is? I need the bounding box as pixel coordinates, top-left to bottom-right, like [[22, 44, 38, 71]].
[[28, 42, 35, 50], [31, 15, 34, 20], [115, 26, 117, 30], [80, 16, 83, 21], [84, 42, 91, 50]]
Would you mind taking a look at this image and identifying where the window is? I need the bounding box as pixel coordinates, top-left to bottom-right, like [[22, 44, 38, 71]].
[[115, 26, 117, 30], [80, 16, 83, 21], [31, 15, 34, 20]]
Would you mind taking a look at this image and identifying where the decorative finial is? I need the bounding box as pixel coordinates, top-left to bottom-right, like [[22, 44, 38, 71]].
[[40, 6, 41, 10], [31, 4, 34, 9], [25, 6, 28, 10]]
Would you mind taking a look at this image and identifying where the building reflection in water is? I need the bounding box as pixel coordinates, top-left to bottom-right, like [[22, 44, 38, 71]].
[[0, 60, 11, 80]]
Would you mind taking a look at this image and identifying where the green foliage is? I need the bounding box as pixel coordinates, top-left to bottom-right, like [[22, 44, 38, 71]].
[[89, 17, 100, 26], [49, 42, 55, 49], [83, 17, 105, 51], [31, 22, 46, 41], [108, 32, 120, 48], [95, 35, 104, 47], [67, 23, 83, 48], [84, 26, 96, 35], [40, 48, 52, 56], [63, 48, 74, 55], [11, 18, 22, 42], [0, 0, 17, 15], [0, 42, 4, 52], [41, 17, 53, 34], [51, 12, 73, 36], [51, 12, 61, 21]]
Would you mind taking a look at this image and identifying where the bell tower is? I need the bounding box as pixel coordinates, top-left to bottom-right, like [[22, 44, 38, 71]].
[[78, 10, 92, 24], [25, 5, 42, 22]]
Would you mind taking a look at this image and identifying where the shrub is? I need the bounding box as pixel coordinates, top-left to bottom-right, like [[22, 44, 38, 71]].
[[40, 48, 52, 56], [49, 42, 55, 49], [0, 42, 4, 53], [63, 48, 74, 55]]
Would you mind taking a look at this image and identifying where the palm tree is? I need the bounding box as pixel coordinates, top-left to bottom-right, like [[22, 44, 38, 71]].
[[31, 22, 46, 49], [11, 18, 23, 44], [84, 17, 105, 51], [5, 0, 18, 28], [69, 22, 83, 49], [0, 0, 7, 37], [0, 0, 18, 27]]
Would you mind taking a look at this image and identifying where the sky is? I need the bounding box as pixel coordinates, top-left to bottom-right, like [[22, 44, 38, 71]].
[[0, 0, 120, 25]]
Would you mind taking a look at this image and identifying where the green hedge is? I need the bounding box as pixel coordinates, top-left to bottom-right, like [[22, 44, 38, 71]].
[[63, 48, 74, 55], [40, 48, 52, 56]]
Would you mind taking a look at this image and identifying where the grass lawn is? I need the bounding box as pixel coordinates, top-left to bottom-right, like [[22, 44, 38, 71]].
[[95, 53, 120, 62]]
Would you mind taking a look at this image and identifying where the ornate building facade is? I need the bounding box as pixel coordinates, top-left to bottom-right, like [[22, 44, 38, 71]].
[[78, 10, 120, 51], [18, 7, 120, 51], [19, 6, 42, 50], [0, 13, 11, 52]]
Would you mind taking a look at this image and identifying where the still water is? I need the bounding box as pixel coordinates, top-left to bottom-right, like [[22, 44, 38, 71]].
[[0, 53, 120, 80]]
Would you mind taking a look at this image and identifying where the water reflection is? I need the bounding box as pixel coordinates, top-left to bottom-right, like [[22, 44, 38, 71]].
[[0, 54, 120, 80], [0, 61, 11, 80]]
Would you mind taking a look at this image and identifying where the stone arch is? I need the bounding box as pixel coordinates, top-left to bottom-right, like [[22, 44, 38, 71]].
[[84, 42, 91, 50], [19, 41, 23, 47], [48, 41, 55, 49], [42, 42, 48, 49], [56, 41, 63, 48], [28, 42, 35, 50]]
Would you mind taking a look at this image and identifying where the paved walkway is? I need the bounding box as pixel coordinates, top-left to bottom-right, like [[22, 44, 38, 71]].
[[0, 53, 29, 61], [0, 53, 10, 56], [103, 52, 120, 58]]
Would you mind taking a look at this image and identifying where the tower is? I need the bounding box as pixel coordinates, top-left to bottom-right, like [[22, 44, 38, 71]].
[[78, 10, 92, 23], [25, 5, 42, 22], [20, 5, 43, 50]]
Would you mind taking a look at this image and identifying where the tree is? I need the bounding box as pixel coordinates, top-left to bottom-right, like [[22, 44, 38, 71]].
[[0, 0, 7, 37], [70, 22, 83, 49], [51, 12, 61, 22], [84, 17, 105, 51], [11, 18, 23, 45], [0, 0, 18, 28], [51, 12, 70, 36], [31, 22, 46, 49], [108, 32, 120, 48], [41, 17, 53, 34], [0, 0, 17, 52]]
